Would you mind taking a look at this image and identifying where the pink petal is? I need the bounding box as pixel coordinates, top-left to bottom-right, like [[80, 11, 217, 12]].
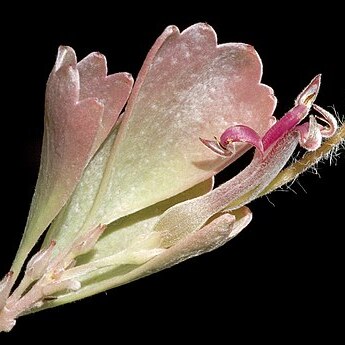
[[200, 125, 264, 156], [94, 23, 276, 224], [313, 104, 338, 138], [219, 125, 264, 154], [262, 75, 322, 151], [296, 116, 323, 151]]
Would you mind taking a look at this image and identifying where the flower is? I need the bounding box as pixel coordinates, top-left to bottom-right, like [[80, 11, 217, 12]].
[[0, 23, 342, 332]]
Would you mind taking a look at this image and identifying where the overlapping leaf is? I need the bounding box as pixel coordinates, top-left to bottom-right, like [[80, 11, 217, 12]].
[[12, 47, 133, 276]]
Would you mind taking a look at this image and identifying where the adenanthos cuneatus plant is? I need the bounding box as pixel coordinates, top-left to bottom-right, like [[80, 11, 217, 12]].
[[1, 23, 344, 332]]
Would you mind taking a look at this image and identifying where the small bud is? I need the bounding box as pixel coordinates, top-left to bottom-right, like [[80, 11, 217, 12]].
[[72, 224, 106, 257], [0, 318, 16, 333], [32, 300, 44, 309], [42, 279, 81, 296], [26, 241, 56, 280], [0, 271, 14, 310]]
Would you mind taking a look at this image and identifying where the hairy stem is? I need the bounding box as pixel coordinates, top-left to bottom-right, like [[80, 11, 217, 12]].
[[259, 122, 345, 196]]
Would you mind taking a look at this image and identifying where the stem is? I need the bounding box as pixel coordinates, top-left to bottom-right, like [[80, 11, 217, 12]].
[[259, 123, 345, 197], [61, 248, 165, 281], [7, 275, 34, 305]]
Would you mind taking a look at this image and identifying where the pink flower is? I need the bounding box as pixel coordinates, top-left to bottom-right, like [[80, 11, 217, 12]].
[[0, 23, 342, 332]]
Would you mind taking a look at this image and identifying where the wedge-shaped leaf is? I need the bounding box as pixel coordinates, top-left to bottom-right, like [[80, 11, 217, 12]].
[[12, 47, 133, 276], [85, 23, 277, 226]]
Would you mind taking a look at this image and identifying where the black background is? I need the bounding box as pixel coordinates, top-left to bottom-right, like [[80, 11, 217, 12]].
[[1, 4, 344, 342]]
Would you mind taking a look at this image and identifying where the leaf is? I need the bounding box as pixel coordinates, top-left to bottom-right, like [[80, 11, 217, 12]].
[[11, 47, 133, 277], [41, 132, 298, 308], [43, 126, 213, 257], [87, 23, 276, 226], [153, 132, 299, 248], [34, 206, 252, 309]]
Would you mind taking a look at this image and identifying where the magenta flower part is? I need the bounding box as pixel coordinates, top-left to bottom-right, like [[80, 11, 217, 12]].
[[201, 74, 337, 156]]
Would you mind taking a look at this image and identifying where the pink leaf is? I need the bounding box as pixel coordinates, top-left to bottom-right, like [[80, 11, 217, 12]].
[[77, 52, 134, 150], [12, 46, 133, 278], [93, 23, 277, 225]]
